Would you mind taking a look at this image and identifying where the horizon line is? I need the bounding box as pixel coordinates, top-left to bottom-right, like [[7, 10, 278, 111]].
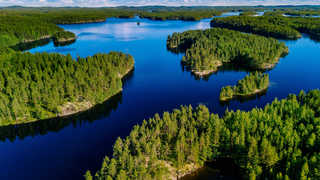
[[1, 4, 320, 8]]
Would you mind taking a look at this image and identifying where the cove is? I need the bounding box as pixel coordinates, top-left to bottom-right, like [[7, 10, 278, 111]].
[[0, 15, 319, 180]]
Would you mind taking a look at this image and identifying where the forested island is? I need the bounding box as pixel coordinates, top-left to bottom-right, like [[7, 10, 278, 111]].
[[87, 89, 320, 180], [239, 11, 258, 16], [139, 10, 222, 21], [210, 16, 320, 40], [220, 72, 269, 101], [0, 51, 134, 126], [0, 15, 64, 48], [53, 30, 77, 46], [167, 28, 288, 76]]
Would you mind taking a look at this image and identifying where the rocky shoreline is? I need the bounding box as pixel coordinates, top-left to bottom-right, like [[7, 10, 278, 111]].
[[220, 87, 269, 102]]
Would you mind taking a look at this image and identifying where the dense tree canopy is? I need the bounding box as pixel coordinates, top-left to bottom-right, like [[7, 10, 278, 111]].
[[0, 15, 63, 48], [139, 10, 222, 21], [284, 10, 320, 17], [167, 28, 287, 76], [0, 8, 136, 48], [53, 30, 77, 46], [89, 89, 320, 180], [220, 72, 269, 101], [0, 51, 134, 126], [211, 16, 320, 40], [239, 11, 258, 16]]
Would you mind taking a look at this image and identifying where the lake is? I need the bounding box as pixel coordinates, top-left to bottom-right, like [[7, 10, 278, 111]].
[[0, 14, 319, 180]]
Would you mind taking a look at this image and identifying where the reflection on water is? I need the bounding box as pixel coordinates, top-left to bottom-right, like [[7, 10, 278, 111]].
[[0, 92, 122, 143], [53, 39, 77, 47], [11, 38, 51, 51], [0, 70, 134, 143], [219, 89, 268, 106], [2, 13, 320, 180], [182, 158, 242, 180]]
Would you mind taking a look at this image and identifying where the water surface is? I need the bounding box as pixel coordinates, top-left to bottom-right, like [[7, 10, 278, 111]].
[[1, 15, 319, 180]]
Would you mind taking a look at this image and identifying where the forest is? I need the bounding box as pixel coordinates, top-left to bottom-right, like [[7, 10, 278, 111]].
[[0, 8, 138, 48], [211, 16, 320, 40], [139, 10, 222, 21], [167, 28, 288, 76], [0, 15, 63, 48], [87, 89, 320, 180], [53, 30, 77, 46], [284, 10, 320, 17], [220, 72, 270, 101], [2, 7, 320, 49], [0, 51, 134, 126], [239, 11, 258, 16]]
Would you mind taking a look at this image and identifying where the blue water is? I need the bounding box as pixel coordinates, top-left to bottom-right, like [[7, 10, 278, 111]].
[[1, 15, 319, 180]]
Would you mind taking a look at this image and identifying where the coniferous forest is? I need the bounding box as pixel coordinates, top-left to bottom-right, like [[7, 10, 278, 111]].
[[0, 51, 134, 126], [0, 6, 320, 180], [139, 10, 222, 21], [220, 72, 270, 101], [87, 90, 320, 180], [167, 28, 288, 76], [210, 16, 320, 40]]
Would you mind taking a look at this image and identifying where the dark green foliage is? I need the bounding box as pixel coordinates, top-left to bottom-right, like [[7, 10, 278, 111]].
[[284, 11, 320, 16], [0, 8, 136, 48], [239, 11, 258, 16], [53, 30, 77, 46], [264, 10, 320, 17], [139, 10, 222, 21], [276, 10, 320, 17], [53, 30, 76, 41], [167, 28, 288, 73], [220, 72, 269, 101], [0, 51, 134, 126], [0, 15, 62, 48], [92, 89, 320, 180], [211, 16, 320, 40]]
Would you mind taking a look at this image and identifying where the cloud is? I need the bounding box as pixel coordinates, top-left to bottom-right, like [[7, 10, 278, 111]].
[[0, 0, 320, 7]]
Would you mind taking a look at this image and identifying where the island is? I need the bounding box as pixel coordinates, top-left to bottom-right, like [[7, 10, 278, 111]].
[[86, 89, 320, 180], [167, 28, 288, 77], [53, 30, 77, 46], [239, 11, 258, 16], [219, 72, 269, 101], [0, 51, 134, 126], [210, 15, 320, 40], [139, 10, 222, 21]]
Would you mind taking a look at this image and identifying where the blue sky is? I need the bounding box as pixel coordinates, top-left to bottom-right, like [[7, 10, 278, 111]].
[[1, 0, 320, 7]]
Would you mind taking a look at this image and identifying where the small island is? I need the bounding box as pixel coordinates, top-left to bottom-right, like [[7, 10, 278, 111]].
[[239, 11, 258, 16], [53, 30, 77, 46], [219, 72, 269, 101], [167, 28, 288, 77]]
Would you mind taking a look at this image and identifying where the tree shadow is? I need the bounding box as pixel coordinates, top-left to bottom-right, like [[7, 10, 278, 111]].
[[0, 92, 123, 142], [219, 89, 268, 106], [0, 71, 134, 142]]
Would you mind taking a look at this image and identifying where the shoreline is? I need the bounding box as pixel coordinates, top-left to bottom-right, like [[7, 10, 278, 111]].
[[190, 61, 223, 77], [6, 64, 134, 127], [57, 19, 106, 25], [220, 87, 269, 102]]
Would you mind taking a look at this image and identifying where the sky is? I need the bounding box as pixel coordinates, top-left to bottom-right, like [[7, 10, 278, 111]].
[[0, 0, 320, 7]]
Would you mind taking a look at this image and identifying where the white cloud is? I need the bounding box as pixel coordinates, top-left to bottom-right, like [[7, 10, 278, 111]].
[[0, 0, 320, 7]]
